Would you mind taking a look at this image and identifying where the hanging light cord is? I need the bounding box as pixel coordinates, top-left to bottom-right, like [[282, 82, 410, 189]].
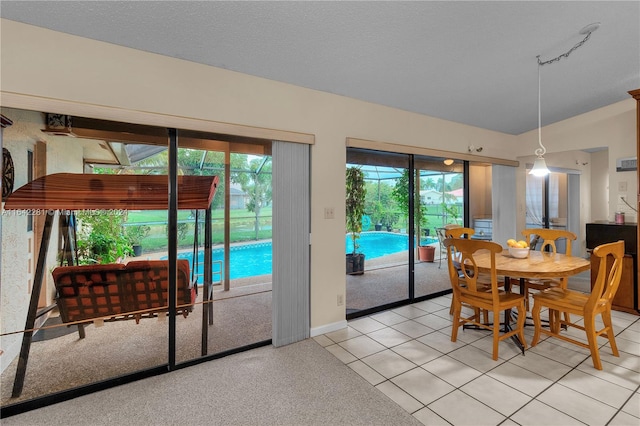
[[535, 61, 545, 158], [534, 26, 597, 158]]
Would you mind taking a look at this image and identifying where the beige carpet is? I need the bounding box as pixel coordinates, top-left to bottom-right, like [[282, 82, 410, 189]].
[[1, 250, 453, 408], [2, 339, 423, 426], [1, 281, 273, 406]]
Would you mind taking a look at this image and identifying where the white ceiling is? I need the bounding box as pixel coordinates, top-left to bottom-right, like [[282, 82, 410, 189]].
[[2, 1, 639, 135]]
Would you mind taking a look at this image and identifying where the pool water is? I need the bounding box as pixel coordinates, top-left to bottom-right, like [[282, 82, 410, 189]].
[[346, 232, 438, 258], [176, 242, 272, 282], [176, 232, 437, 282]]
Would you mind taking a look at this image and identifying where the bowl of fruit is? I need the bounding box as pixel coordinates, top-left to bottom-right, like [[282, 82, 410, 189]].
[[507, 239, 530, 258]]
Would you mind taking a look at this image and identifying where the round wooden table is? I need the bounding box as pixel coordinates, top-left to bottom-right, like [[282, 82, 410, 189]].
[[470, 249, 591, 281], [454, 249, 591, 352]]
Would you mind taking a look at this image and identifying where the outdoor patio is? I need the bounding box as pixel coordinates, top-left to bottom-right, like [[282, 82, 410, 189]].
[[347, 245, 451, 313], [1, 244, 459, 407]]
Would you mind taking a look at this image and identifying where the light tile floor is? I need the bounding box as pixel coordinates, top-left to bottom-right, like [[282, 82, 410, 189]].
[[314, 294, 640, 426]]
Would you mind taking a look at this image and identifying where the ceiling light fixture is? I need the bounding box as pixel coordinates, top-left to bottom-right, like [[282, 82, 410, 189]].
[[530, 22, 600, 177], [443, 159, 454, 166]]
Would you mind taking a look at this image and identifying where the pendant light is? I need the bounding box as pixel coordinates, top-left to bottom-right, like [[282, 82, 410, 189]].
[[529, 22, 600, 177], [529, 61, 550, 176]]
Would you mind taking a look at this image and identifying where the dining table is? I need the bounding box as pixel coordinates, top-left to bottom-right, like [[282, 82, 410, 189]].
[[458, 249, 591, 352], [471, 249, 591, 283]]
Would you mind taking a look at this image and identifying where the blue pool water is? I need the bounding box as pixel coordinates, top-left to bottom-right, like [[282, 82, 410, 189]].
[[174, 242, 272, 282], [175, 232, 437, 282], [346, 232, 437, 258]]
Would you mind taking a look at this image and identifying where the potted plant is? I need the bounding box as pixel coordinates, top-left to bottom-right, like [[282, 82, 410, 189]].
[[422, 216, 432, 237], [126, 224, 151, 257], [346, 166, 367, 275], [382, 209, 399, 232], [417, 213, 435, 262], [391, 170, 433, 261], [418, 209, 436, 261], [371, 201, 384, 231]]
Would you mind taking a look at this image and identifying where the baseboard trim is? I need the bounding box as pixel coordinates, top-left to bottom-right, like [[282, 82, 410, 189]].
[[310, 320, 347, 337]]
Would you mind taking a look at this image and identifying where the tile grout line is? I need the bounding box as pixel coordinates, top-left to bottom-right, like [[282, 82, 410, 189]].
[[322, 298, 640, 426]]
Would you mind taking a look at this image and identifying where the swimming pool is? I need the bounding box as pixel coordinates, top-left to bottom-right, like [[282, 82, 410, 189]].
[[176, 232, 437, 282], [175, 242, 272, 282], [346, 232, 438, 258]]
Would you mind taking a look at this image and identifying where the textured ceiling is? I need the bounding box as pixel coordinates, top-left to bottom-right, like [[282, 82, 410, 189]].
[[2, 1, 639, 135]]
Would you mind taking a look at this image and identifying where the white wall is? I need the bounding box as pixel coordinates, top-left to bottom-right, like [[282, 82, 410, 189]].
[[0, 107, 86, 372], [513, 98, 637, 256], [590, 150, 609, 222], [0, 20, 519, 334], [516, 99, 637, 225], [0, 19, 636, 338], [0, 128, 33, 372]]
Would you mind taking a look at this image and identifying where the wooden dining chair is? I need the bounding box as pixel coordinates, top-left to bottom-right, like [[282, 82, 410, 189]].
[[520, 228, 577, 311], [445, 227, 476, 315], [444, 237, 526, 360], [446, 226, 507, 322], [530, 240, 624, 370], [437, 224, 463, 268], [445, 227, 475, 240]]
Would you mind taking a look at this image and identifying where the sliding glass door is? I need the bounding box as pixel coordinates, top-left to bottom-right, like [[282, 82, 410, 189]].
[[0, 109, 282, 413], [346, 149, 410, 314], [525, 170, 580, 256], [414, 156, 465, 299], [346, 148, 468, 316]]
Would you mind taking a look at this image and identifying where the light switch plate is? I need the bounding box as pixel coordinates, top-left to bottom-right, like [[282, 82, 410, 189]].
[[324, 207, 335, 219]]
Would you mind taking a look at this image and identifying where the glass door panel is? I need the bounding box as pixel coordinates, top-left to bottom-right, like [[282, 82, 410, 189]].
[[172, 135, 272, 363], [346, 149, 409, 315], [414, 156, 465, 299], [525, 170, 570, 253], [468, 163, 493, 241], [0, 111, 170, 405], [0, 110, 274, 411], [526, 172, 545, 229]]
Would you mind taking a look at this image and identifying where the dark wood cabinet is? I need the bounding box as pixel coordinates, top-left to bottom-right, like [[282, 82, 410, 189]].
[[586, 222, 638, 315]]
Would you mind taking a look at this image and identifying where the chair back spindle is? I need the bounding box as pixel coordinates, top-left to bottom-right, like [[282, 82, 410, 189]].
[[590, 241, 625, 309], [522, 228, 575, 255], [444, 237, 526, 360], [519, 228, 577, 312], [531, 240, 625, 370]]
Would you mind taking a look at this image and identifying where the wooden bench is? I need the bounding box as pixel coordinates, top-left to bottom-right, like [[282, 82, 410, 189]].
[[53, 259, 195, 336]]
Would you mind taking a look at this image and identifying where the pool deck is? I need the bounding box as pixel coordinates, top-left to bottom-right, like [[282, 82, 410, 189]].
[[139, 238, 447, 308]]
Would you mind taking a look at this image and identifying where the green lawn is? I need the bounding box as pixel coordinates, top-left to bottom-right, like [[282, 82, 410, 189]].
[[126, 207, 273, 224], [125, 208, 273, 254]]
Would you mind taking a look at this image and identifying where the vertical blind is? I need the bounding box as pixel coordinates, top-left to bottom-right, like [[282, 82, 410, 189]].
[[492, 165, 517, 246], [272, 141, 310, 346]]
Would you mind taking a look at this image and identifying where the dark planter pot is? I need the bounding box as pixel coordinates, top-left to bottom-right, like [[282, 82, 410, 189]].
[[374, 223, 383, 231], [423, 228, 430, 236], [132, 244, 143, 257], [346, 253, 365, 275], [418, 245, 435, 262], [386, 226, 392, 232]]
